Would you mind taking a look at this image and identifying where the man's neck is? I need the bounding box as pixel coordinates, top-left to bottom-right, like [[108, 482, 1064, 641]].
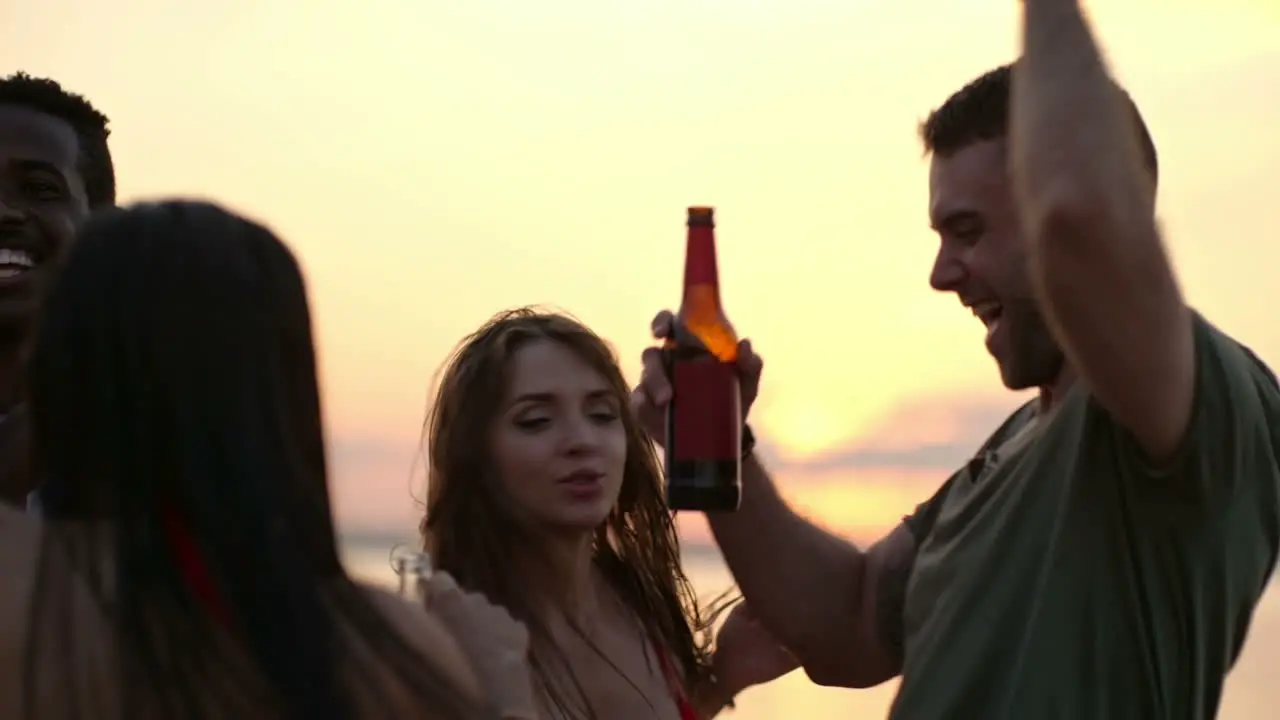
[[0, 336, 31, 507], [1038, 363, 1078, 416], [0, 339, 26, 411]]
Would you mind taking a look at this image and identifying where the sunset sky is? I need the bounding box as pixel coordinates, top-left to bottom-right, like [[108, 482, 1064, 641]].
[[7, 0, 1279, 547]]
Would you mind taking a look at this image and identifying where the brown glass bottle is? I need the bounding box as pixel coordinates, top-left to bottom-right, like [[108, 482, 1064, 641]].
[[665, 206, 742, 512]]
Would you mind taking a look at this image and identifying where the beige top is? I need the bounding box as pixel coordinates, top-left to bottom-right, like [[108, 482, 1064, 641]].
[[0, 505, 481, 719]]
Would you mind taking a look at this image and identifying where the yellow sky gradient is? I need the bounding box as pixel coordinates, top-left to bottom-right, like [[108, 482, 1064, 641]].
[[6, 0, 1278, 546]]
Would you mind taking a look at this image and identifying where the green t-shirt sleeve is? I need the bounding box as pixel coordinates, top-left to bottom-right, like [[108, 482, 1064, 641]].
[[902, 472, 958, 544], [1089, 311, 1280, 501]]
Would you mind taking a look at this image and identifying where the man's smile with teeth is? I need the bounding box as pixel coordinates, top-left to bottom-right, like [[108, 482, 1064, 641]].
[[0, 247, 37, 279], [971, 300, 1003, 328]]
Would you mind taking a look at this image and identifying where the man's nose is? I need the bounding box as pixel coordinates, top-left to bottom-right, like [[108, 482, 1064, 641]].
[[929, 245, 967, 292], [0, 191, 28, 228], [0, 198, 21, 224]]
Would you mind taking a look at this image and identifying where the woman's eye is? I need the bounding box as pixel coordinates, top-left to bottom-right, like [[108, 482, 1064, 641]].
[[514, 417, 550, 431]]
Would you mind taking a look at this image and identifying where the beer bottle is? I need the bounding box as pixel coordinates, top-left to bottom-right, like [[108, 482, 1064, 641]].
[[665, 206, 742, 512]]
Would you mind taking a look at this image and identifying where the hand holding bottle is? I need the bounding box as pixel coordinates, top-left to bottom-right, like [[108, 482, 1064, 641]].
[[631, 309, 764, 446], [424, 572, 538, 719]]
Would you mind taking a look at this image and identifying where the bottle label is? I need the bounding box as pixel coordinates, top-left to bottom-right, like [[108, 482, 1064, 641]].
[[670, 357, 741, 460]]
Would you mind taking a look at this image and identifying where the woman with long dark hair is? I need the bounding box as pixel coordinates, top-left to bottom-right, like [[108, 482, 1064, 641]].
[[420, 308, 797, 719], [0, 201, 531, 719]]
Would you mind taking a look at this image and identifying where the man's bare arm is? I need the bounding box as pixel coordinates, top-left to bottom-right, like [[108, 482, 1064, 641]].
[[1012, 0, 1193, 460], [706, 454, 917, 688]]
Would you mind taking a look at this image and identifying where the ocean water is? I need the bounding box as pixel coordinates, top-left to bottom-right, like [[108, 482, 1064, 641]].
[[341, 540, 1280, 719]]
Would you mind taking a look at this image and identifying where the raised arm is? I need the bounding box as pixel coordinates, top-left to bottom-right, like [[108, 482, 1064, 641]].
[[706, 454, 920, 688], [1011, 0, 1193, 460]]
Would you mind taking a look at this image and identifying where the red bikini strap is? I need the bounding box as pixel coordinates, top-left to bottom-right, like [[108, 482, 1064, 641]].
[[652, 639, 699, 720], [159, 503, 230, 625]]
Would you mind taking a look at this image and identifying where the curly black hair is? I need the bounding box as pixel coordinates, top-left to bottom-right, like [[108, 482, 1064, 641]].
[[0, 72, 116, 207]]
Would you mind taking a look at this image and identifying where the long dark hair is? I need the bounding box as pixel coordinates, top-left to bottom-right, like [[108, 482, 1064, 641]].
[[25, 201, 478, 719], [420, 307, 721, 719]]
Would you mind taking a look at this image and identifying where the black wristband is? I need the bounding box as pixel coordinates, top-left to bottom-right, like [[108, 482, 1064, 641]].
[[741, 423, 756, 460]]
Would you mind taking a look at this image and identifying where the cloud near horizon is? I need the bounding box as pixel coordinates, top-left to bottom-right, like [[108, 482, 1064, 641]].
[[673, 392, 1028, 545], [328, 391, 1028, 548], [760, 393, 1024, 472]]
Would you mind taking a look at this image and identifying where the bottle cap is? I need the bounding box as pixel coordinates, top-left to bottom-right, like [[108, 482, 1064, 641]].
[[686, 206, 715, 226]]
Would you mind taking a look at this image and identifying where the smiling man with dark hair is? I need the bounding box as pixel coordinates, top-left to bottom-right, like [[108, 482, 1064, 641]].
[[631, 2, 1280, 717], [0, 72, 115, 507]]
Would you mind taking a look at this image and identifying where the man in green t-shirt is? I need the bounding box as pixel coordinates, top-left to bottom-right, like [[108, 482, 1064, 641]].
[[632, 1, 1280, 717]]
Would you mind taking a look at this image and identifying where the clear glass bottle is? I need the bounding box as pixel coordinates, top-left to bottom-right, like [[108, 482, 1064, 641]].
[[390, 546, 433, 602]]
